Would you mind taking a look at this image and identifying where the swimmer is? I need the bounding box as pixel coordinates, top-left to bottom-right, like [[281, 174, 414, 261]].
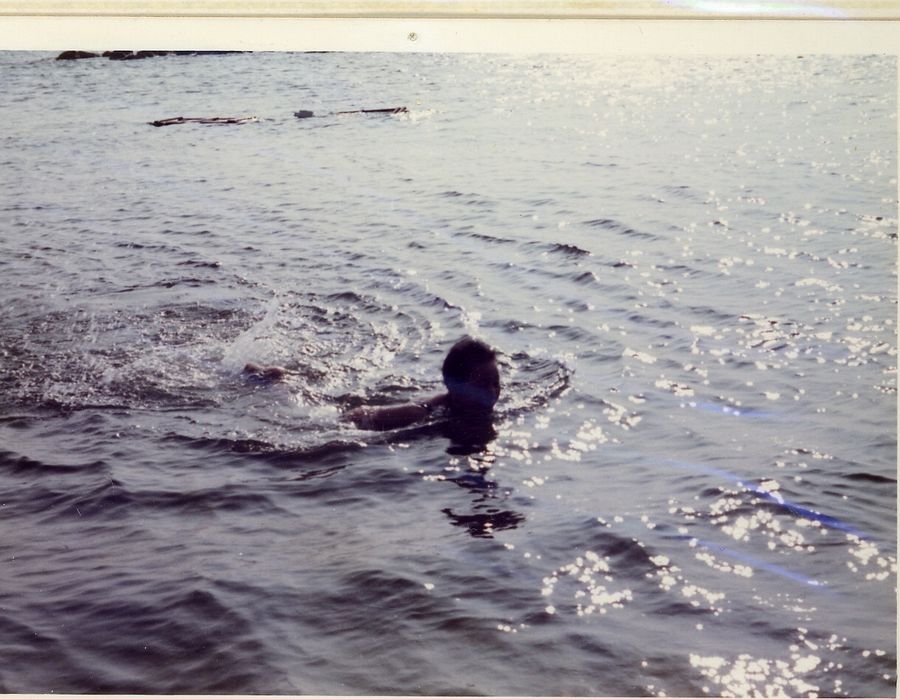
[[345, 336, 500, 431]]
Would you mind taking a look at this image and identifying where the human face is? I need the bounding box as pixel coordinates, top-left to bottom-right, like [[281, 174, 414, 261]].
[[445, 360, 500, 414]]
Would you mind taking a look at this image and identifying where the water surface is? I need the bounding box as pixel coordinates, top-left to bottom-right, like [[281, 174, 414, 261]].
[[0, 52, 896, 696]]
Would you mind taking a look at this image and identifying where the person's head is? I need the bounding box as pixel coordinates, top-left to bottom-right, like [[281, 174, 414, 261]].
[[442, 336, 500, 414]]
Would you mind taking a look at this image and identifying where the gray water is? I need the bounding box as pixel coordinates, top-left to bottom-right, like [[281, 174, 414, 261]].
[[0, 51, 896, 696]]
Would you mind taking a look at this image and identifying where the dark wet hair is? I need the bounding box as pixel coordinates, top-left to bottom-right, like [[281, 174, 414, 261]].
[[442, 336, 497, 383]]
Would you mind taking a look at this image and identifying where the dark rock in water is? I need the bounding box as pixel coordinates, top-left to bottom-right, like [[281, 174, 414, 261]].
[[134, 50, 171, 59], [108, 50, 170, 61], [105, 50, 247, 61], [56, 51, 100, 60], [335, 106, 408, 116], [104, 50, 136, 60], [185, 51, 247, 56], [60, 50, 247, 62], [295, 107, 406, 119], [150, 115, 259, 127]]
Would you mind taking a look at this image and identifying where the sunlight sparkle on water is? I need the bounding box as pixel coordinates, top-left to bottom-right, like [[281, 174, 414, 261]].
[[541, 550, 634, 618]]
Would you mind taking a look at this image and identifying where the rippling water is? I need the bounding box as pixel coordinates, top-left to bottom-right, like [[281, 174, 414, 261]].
[[0, 51, 896, 696]]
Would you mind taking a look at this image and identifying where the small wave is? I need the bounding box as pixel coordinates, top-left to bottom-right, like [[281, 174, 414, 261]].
[[499, 351, 573, 415], [572, 270, 599, 285], [661, 184, 699, 199], [520, 240, 591, 258], [166, 431, 277, 455], [334, 568, 431, 609], [550, 243, 593, 257], [0, 449, 106, 476], [586, 527, 656, 569], [438, 190, 495, 207], [582, 217, 661, 241], [44, 584, 284, 692], [843, 472, 896, 484], [324, 290, 369, 304], [66, 479, 136, 519], [544, 324, 597, 343], [111, 277, 218, 294], [178, 259, 222, 269], [163, 431, 366, 468], [113, 241, 181, 253], [482, 318, 538, 334], [463, 231, 517, 245], [137, 485, 284, 517], [549, 242, 592, 257]]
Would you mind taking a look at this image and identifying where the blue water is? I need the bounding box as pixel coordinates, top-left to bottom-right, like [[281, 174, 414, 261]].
[[0, 51, 896, 696]]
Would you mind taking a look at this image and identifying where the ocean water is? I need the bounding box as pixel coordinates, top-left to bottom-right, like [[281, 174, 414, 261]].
[[0, 51, 896, 696]]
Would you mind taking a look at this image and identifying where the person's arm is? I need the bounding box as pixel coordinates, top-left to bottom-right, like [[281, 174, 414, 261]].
[[345, 394, 446, 431]]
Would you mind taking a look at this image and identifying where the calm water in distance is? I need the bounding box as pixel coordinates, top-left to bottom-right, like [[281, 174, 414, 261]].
[[0, 51, 896, 696]]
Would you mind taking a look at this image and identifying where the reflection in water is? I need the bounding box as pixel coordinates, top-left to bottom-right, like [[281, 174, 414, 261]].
[[442, 508, 526, 539], [438, 414, 527, 539], [441, 414, 498, 456]]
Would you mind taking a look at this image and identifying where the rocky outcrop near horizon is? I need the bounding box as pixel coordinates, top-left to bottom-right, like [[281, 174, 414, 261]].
[[56, 50, 246, 61]]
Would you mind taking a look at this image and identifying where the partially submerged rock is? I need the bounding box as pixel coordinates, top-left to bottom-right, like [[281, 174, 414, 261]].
[[106, 50, 171, 60], [56, 51, 100, 60], [56, 50, 246, 61], [294, 106, 407, 119], [150, 116, 259, 127], [335, 107, 408, 115]]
